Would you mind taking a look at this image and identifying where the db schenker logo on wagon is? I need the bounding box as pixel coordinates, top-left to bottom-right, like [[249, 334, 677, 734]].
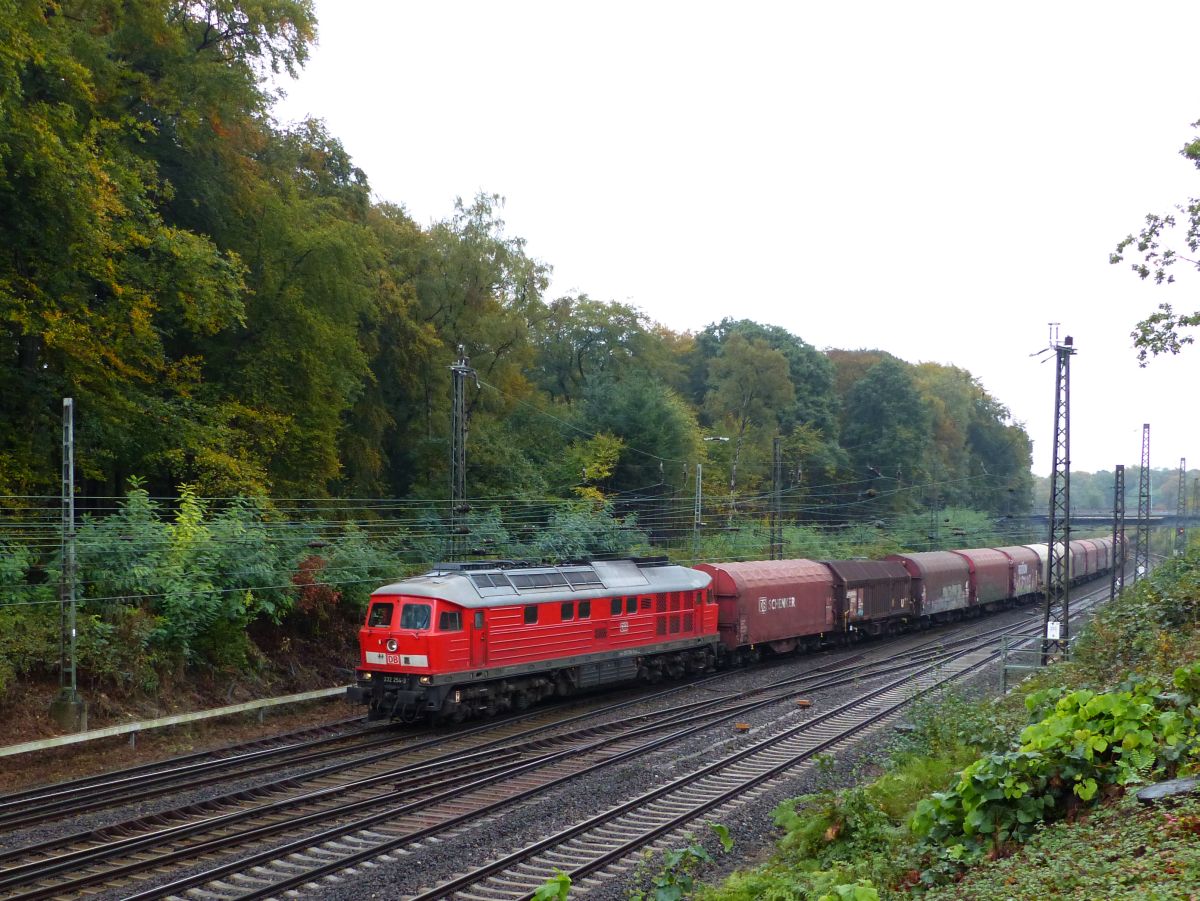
[[758, 595, 797, 614]]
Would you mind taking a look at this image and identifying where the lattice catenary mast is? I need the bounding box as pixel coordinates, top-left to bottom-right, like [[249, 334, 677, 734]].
[[1110, 464, 1125, 602], [1134, 424, 1151, 584], [1041, 332, 1074, 664], [769, 437, 783, 560], [1176, 457, 1188, 555], [449, 347, 477, 558]]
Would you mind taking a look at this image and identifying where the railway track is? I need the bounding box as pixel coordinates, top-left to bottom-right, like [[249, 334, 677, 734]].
[[0, 642, 958, 900], [0, 676, 729, 834], [411, 592, 1108, 900], [0, 588, 1107, 899]]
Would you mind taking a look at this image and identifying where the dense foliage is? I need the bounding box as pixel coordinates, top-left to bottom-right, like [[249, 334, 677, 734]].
[[0, 3, 1038, 703], [0, 1, 1032, 516], [0, 484, 654, 693]]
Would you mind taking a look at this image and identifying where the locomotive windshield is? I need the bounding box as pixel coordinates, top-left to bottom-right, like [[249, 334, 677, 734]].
[[367, 602, 393, 627], [399, 602, 432, 630]]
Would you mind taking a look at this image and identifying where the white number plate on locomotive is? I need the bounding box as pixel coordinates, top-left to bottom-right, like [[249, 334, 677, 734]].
[[366, 652, 428, 666]]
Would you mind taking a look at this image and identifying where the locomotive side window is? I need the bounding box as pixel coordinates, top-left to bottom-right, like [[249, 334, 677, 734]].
[[474, 612, 484, 628], [399, 603, 431, 630], [561, 602, 574, 621], [610, 597, 622, 616], [625, 596, 637, 614], [579, 600, 591, 619], [439, 611, 462, 631], [524, 605, 538, 624], [367, 602, 394, 628]]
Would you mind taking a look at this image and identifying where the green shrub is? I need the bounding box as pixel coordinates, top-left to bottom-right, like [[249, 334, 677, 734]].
[[911, 662, 1200, 879]]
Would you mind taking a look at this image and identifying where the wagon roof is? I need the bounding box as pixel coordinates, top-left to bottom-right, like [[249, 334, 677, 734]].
[[820, 559, 910, 585], [695, 559, 833, 598], [885, 551, 970, 578]]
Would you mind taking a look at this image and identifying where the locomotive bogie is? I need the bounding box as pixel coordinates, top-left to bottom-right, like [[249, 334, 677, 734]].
[[353, 636, 719, 721]]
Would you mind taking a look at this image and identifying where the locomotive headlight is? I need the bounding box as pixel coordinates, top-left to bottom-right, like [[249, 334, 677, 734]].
[[386, 638, 398, 652], [363, 672, 372, 680], [418, 676, 431, 685]]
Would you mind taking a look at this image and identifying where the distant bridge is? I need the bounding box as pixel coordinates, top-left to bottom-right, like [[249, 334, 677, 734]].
[[1022, 513, 1200, 530]]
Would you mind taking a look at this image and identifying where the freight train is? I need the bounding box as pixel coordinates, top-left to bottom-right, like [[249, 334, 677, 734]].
[[347, 538, 1117, 722]]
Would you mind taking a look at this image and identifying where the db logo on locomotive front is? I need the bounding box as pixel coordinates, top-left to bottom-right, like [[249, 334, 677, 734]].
[[758, 595, 797, 613]]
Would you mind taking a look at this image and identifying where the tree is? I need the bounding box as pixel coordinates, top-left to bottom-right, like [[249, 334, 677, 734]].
[[705, 334, 794, 501], [691, 319, 839, 437], [1111, 117, 1200, 363], [841, 358, 932, 513], [577, 371, 701, 498], [529, 295, 655, 404], [0, 0, 267, 494], [911, 363, 1033, 514]]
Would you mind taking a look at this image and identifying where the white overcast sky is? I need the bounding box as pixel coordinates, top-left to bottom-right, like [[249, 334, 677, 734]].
[[274, 0, 1200, 478]]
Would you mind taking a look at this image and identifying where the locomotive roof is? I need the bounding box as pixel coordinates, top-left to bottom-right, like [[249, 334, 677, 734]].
[[371, 559, 711, 609]]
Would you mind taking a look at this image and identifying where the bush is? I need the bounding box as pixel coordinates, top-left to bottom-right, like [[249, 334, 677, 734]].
[[911, 663, 1200, 878]]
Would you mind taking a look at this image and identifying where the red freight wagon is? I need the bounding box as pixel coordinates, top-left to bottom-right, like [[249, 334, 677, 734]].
[[821, 559, 911, 635], [996, 545, 1042, 599], [1079, 538, 1106, 576], [695, 559, 835, 655], [885, 551, 971, 618], [1068, 540, 1095, 581], [950, 548, 1011, 607]]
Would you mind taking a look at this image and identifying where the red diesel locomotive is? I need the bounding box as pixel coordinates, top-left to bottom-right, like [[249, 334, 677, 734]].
[[348, 558, 717, 720], [349, 538, 1117, 721]]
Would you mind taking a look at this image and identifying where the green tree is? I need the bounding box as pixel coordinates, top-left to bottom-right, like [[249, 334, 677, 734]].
[[0, 0, 270, 495], [1111, 116, 1200, 363], [578, 371, 700, 498], [529, 295, 655, 403], [705, 333, 795, 500], [841, 358, 932, 512]]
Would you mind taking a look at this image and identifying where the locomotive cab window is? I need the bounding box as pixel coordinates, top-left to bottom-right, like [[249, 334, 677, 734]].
[[439, 611, 462, 632], [625, 596, 637, 614], [524, 605, 538, 624], [561, 602, 574, 621], [399, 603, 431, 630], [474, 612, 484, 628], [579, 600, 591, 619], [610, 597, 622, 616], [367, 602, 394, 628]]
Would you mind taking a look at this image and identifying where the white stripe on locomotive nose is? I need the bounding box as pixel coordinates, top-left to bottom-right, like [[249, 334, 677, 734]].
[[365, 651, 428, 667]]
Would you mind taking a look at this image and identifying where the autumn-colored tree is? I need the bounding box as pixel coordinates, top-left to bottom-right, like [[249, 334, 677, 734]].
[[705, 333, 795, 500]]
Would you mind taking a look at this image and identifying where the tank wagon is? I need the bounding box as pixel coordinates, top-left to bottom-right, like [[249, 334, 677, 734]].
[[350, 540, 1117, 720]]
